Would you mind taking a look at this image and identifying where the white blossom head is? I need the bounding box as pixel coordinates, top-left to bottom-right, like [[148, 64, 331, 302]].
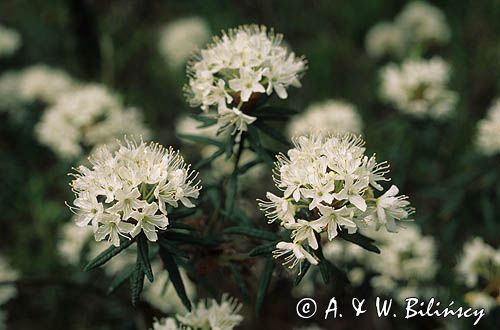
[[68, 138, 201, 246], [367, 225, 437, 299], [396, 1, 451, 47], [0, 255, 18, 305], [380, 57, 458, 119], [35, 84, 150, 159], [176, 294, 243, 330], [259, 133, 413, 269], [0, 24, 21, 58], [158, 16, 211, 69], [287, 99, 363, 137], [17, 65, 76, 104], [365, 22, 407, 59], [476, 99, 500, 155], [184, 24, 307, 135], [456, 237, 499, 311]]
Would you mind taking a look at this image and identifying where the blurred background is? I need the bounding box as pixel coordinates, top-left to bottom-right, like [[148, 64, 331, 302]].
[[0, 0, 499, 329]]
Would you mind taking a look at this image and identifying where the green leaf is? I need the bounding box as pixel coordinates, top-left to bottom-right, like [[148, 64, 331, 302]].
[[256, 257, 274, 315], [247, 128, 276, 166], [225, 174, 238, 215], [177, 133, 224, 148], [157, 237, 189, 258], [224, 226, 278, 241], [159, 247, 192, 311], [195, 147, 225, 169], [249, 241, 278, 257], [163, 230, 220, 246], [84, 238, 136, 271], [254, 120, 291, 146], [294, 261, 311, 286], [107, 264, 135, 295], [237, 159, 263, 175], [130, 261, 145, 306], [137, 234, 154, 282], [230, 264, 249, 302], [316, 245, 330, 284], [338, 231, 380, 254], [225, 134, 236, 159], [253, 106, 300, 117], [192, 114, 217, 127], [169, 207, 198, 221]]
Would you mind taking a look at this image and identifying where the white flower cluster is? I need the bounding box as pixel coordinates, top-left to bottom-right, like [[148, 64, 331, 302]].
[[258, 133, 413, 269], [456, 237, 500, 312], [35, 84, 150, 158], [365, 1, 450, 59], [185, 25, 306, 135], [287, 99, 363, 138], [158, 17, 211, 70], [68, 139, 201, 246], [0, 255, 18, 305], [152, 294, 243, 330], [365, 22, 407, 59], [476, 99, 500, 155], [367, 225, 437, 301], [0, 65, 75, 109], [396, 1, 451, 46], [0, 24, 21, 58], [380, 57, 457, 118]]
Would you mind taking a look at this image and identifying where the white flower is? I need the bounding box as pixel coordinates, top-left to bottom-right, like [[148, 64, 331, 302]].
[[35, 84, 150, 159], [380, 57, 458, 119], [176, 294, 243, 330], [457, 238, 500, 312], [130, 202, 169, 241], [185, 24, 306, 134], [365, 22, 407, 59], [151, 317, 180, 330], [259, 133, 413, 269], [371, 185, 413, 232], [17, 65, 75, 104], [259, 133, 412, 267], [158, 17, 211, 69], [0, 256, 18, 305], [0, 25, 21, 58], [368, 225, 437, 298], [273, 242, 319, 269], [396, 1, 451, 46], [311, 205, 357, 240], [476, 99, 500, 155], [68, 139, 201, 246], [216, 106, 257, 136], [258, 192, 296, 225], [287, 99, 363, 138]]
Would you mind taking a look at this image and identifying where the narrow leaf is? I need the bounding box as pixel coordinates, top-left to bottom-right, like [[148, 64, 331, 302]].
[[137, 234, 154, 282], [249, 241, 278, 257], [256, 257, 274, 315], [254, 120, 291, 146], [107, 265, 135, 295], [225, 174, 238, 215], [195, 147, 225, 169], [229, 264, 250, 303], [84, 238, 135, 271], [130, 261, 145, 306], [159, 247, 192, 311], [177, 133, 223, 148], [294, 261, 311, 286], [224, 226, 278, 241], [338, 231, 380, 254]]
